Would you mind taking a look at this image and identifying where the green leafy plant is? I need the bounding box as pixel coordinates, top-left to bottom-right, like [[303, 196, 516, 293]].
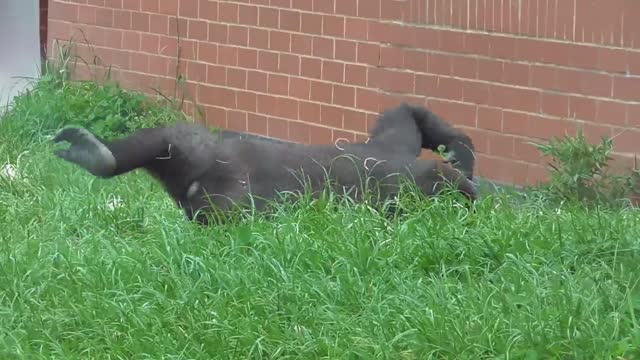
[[533, 129, 639, 206]]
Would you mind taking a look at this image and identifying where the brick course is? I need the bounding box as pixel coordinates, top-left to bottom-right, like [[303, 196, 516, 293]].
[[45, 0, 640, 186]]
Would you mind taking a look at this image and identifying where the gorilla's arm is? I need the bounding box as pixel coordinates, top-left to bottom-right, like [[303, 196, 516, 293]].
[[367, 103, 476, 179], [53, 127, 170, 178]]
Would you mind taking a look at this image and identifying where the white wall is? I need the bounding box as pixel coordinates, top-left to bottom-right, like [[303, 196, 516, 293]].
[[0, 1, 41, 111]]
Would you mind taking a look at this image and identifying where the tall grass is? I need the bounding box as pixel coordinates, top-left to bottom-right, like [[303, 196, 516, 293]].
[[1, 53, 639, 359]]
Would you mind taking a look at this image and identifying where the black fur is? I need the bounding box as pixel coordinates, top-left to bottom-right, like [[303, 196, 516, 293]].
[[53, 103, 476, 225]]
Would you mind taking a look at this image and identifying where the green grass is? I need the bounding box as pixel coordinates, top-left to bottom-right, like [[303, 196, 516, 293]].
[[1, 72, 640, 359]]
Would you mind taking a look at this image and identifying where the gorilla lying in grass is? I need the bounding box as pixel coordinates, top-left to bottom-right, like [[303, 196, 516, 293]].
[[53, 103, 476, 225]]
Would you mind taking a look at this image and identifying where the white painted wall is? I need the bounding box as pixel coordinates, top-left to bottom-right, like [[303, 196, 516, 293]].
[[0, 0, 41, 111]]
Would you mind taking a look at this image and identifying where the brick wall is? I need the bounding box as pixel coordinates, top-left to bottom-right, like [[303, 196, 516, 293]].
[[46, 0, 640, 186]]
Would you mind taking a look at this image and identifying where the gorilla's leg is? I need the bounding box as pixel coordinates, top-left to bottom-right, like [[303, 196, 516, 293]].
[[367, 103, 476, 179], [53, 126, 170, 178]]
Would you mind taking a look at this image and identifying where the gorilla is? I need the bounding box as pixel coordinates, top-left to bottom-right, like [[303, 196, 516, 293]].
[[53, 103, 476, 225]]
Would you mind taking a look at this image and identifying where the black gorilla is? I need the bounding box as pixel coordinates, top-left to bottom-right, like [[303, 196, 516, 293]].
[[53, 103, 476, 225]]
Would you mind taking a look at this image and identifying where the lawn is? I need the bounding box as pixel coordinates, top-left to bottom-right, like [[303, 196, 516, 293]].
[[1, 69, 640, 359]]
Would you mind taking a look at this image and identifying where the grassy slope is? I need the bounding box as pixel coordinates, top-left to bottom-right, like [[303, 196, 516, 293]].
[[1, 74, 640, 359]]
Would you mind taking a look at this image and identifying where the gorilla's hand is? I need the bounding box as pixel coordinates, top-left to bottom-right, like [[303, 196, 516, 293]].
[[53, 127, 116, 178]]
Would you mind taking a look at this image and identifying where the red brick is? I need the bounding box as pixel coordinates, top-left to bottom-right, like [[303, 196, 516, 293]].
[[96, 7, 114, 27], [237, 91, 257, 112], [187, 20, 208, 41], [299, 101, 321, 123], [279, 54, 300, 76], [487, 132, 515, 157], [289, 121, 311, 144], [179, 0, 199, 18], [123, 31, 141, 51], [227, 110, 248, 132], [582, 122, 613, 144], [613, 76, 640, 102], [477, 58, 503, 82], [269, 31, 291, 52], [218, 2, 239, 23], [313, 0, 334, 14], [200, 0, 218, 21], [321, 105, 344, 128], [131, 12, 150, 32], [612, 129, 640, 154], [368, 68, 414, 94], [290, 77, 311, 99], [541, 93, 569, 118], [332, 85, 355, 107], [227, 68, 247, 89], [140, 33, 159, 53], [248, 113, 268, 135], [488, 85, 540, 114], [322, 60, 344, 83], [267, 117, 289, 140], [238, 4, 258, 25], [247, 70, 267, 92], [280, 10, 301, 32], [130, 53, 148, 72], [345, 18, 368, 40], [477, 106, 502, 131], [569, 96, 596, 121], [237, 48, 258, 69], [403, 50, 428, 73], [357, 0, 380, 19], [228, 25, 249, 46], [627, 104, 640, 127], [345, 64, 367, 87], [50, 1, 79, 22], [503, 111, 529, 136], [356, 88, 379, 113], [113, 9, 132, 29], [462, 81, 490, 105], [323, 15, 345, 37], [530, 65, 556, 89], [436, 76, 464, 101], [379, 46, 405, 68], [309, 126, 334, 144], [301, 13, 322, 34], [186, 61, 206, 83], [356, 42, 380, 66], [258, 50, 278, 72], [198, 41, 217, 62], [301, 57, 322, 79], [513, 137, 542, 163], [78, 5, 96, 25], [312, 37, 334, 59], [527, 115, 577, 140], [267, 73, 289, 96], [415, 73, 438, 96], [274, 97, 299, 120], [258, 7, 278, 28], [427, 99, 476, 127], [208, 23, 228, 43], [596, 100, 627, 126], [343, 109, 367, 132], [336, 0, 357, 16], [334, 40, 357, 62], [206, 65, 226, 86], [502, 62, 529, 86], [450, 56, 477, 79], [168, 17, 187, 37], [291, 34, 313, 55], [217, 45, 238, 66], [248, 28, 269, 49], [310, 81, 332, 103]]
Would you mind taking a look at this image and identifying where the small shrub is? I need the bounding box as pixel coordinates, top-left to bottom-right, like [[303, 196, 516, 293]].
[[532, 129, 639, 206]]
